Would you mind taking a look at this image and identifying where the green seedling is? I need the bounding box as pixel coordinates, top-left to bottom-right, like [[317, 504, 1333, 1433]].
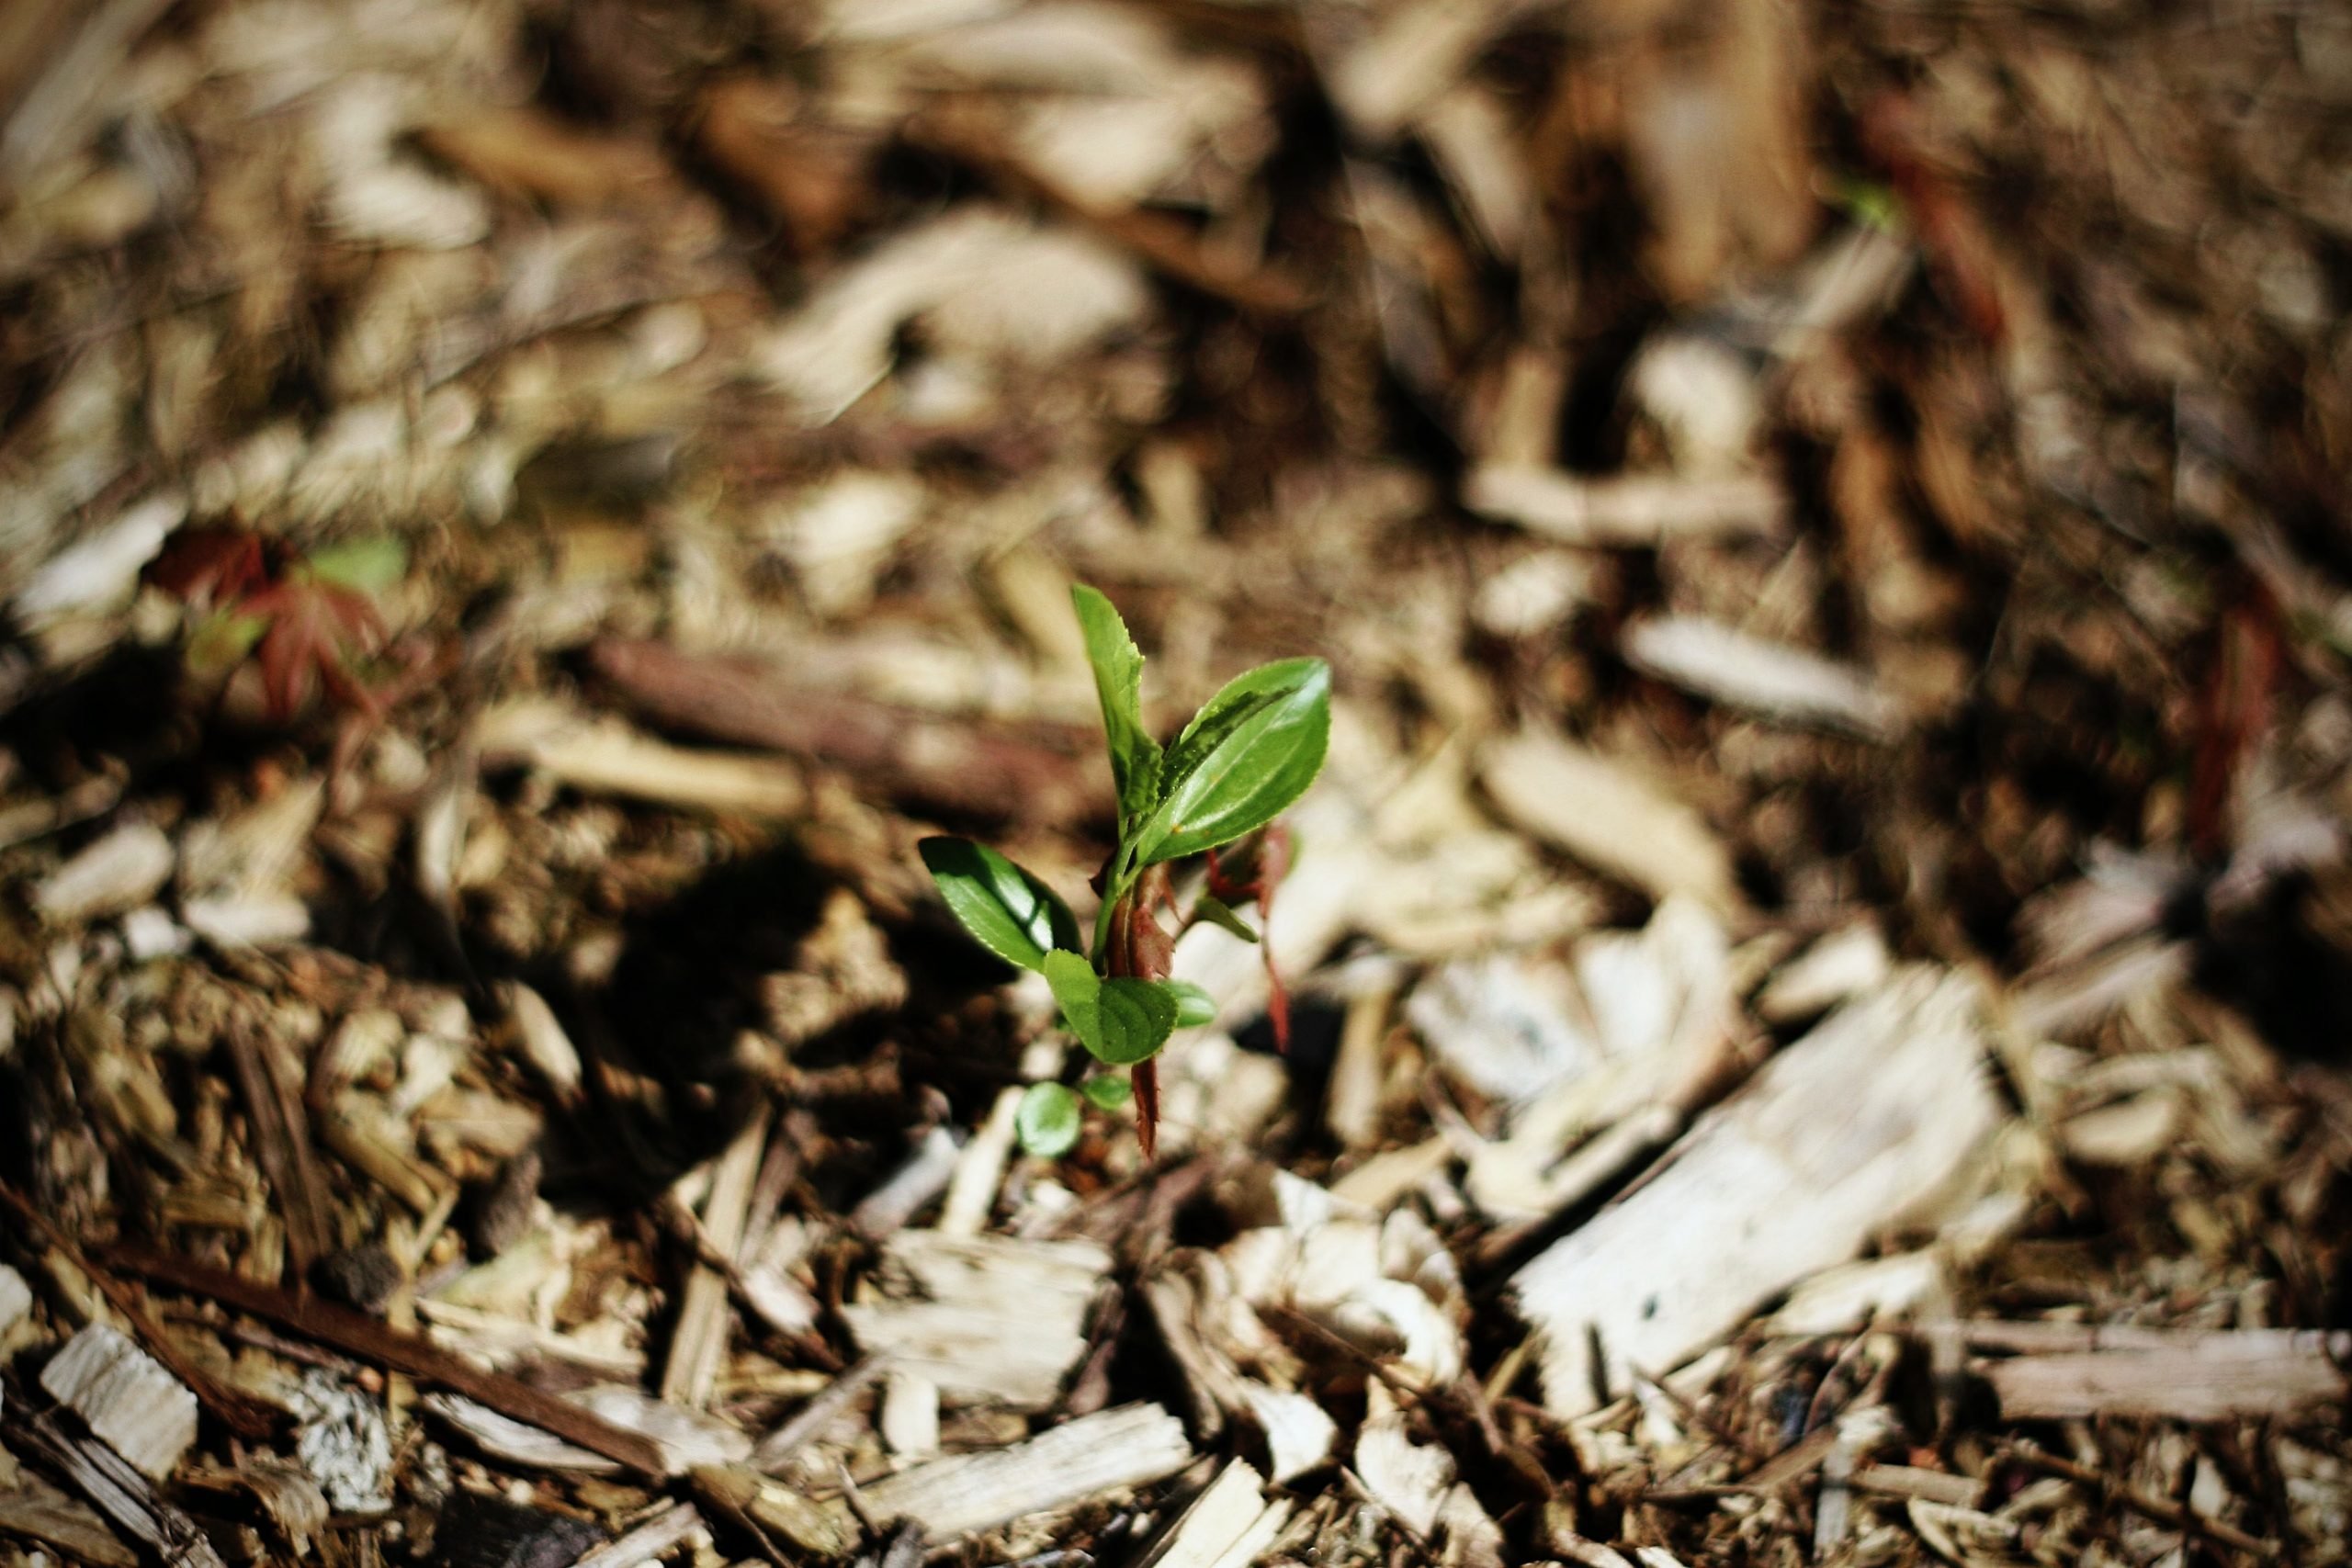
[[921, 585, 1329, 1158]]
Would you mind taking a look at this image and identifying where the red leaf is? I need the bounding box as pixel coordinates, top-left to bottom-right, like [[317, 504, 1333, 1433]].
[[151, 527, 268, 604], [242, 580, 387, 723]]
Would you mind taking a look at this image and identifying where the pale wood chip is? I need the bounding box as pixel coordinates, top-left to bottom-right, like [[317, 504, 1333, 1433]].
[[1138, 1460, 1291, 1568], [33, 823, 175, 924], [1622, 616, 1907, 739], [1464, 466, 1787, 547], [841, 1230, 1109, 1410], [857, 1403, 1193, 1540], [1480, 728, 1740, 916], [1986, 1329, 2352, 1420], [40, 1325, 198, 1481], [1512, 969, 1998, 1416], [476, 698, 808, 818]]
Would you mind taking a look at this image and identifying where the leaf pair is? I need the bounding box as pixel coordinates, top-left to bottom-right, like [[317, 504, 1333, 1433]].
[[1074, 587, 1330, 885], [918, 839, 1198, 1066]]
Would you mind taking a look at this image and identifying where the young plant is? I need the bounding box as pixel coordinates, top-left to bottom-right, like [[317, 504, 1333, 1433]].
[[921, 585, 1330, 1158], [150, 526, 409, 722]]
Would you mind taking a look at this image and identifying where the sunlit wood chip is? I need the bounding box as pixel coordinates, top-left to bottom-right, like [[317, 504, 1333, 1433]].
[[1480, 728, 1740, 916], [1623, 616, 1906, 739], [1511, 968, 1998, 1416], [1140, 1460, 1291, 1568], [859, 1403, 1193, 1540], [841, 1230, 1109, 1410], [33, 823, 175, 924], [1464, 466, 1786, 547]]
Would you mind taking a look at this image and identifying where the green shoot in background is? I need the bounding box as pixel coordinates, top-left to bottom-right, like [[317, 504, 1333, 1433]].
[[920, 584, 1329, 1157]]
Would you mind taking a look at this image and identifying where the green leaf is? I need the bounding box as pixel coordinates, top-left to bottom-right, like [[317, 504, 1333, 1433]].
[[302, 536, 408, 597], [1191, 893, 1260, 943], [1167, 979, 1217, 1029], [920, 837, 1082, 973], [1080, 1074, 1133, 1110], [1130, 659, 1329, 867], [1071, 585, 1162, 828], [1015, 1083, 1082, 1157], [1042, 950, 1178, 1066], [186, 609, 271, 677]]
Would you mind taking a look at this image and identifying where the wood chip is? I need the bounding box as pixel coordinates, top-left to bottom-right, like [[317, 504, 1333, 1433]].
[[1353, 1408, 1452, 1540], [661, 1106, 769, 1410], [937, 1086, 1021, 1237], [0, 1467, 138, 1568], [40, 1325, 199, 1481], [879, 1370, 940, 1459], [1985, 1328, 2352, 1420], [33, 822, 175, 923], [1755, 923, 1891, 1022], [848, 1128, 962, 1239], [1622, 616, 1907, 739], [1850, 1464, 1984, 1508], [6, 1408, 225, 1568], [1480, 728, 1740, 916], [1464, 466, 1787, 547], [476, 698, 808, 818], [0, 1262, 29, 1333], [565, 1502, 704, 1568], [1512, 969, 1998, 1416], [1239, 1384, 1337, 1487], [422, 1387, 749, 1477], [750, 1354, 888, 1474], [841, 1230, 1108, 1410], [1138, 1460, 1291, 1568], [858, 1403, 1193, 1540]]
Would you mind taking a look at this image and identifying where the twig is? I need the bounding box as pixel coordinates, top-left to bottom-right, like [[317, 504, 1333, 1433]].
[[589, 639, 1101, 828], [96, 1244, 667, 1476], [2006, 1439, 2275, 1560]]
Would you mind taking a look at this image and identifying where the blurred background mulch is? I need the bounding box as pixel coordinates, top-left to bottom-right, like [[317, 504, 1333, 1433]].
[[4, 0, 2352, 1564]]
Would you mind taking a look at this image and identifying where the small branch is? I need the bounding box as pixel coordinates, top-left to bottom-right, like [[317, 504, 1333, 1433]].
[[96, 1244, 667, 1476], [589, 638, 1101, 827], [2006, 1440, 2274, 1560]]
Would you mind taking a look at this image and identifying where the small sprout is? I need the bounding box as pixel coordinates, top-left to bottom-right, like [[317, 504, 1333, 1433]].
[[1167, 979, 1217, 1029], [1015, 1083, 1082, 1158], [150, 525, 408, 723], [924, 584, 1329, 1159], [1080, 1075, 1132, 1111]]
